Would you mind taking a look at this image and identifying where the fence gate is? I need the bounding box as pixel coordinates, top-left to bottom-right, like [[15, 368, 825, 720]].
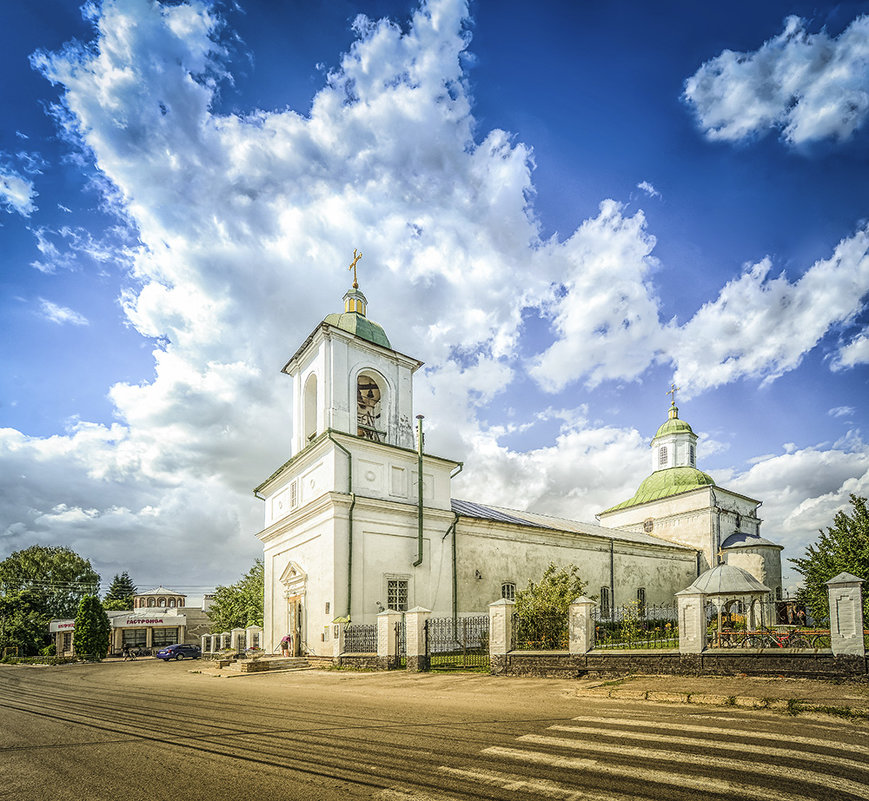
[[394, 619, 406, 668], [425, 615, 489, 670]]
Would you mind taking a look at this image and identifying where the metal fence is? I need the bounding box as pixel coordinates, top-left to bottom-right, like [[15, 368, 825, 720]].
[[593, 603, 679, 649], [511, 612, 568, 650], [344, 623, 378, 653], [395, 619, 406, 668], [426, 616, 490, 669]]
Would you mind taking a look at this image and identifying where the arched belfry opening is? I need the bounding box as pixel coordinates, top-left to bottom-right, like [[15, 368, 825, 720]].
[[356, 372, 385, 443], [304, 373, 318, 444]]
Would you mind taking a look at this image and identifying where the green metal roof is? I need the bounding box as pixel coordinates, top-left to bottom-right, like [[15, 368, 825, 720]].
[[601, 466, 715, 513], [653, 416, 695, 439], [323, 311, 391, 349]]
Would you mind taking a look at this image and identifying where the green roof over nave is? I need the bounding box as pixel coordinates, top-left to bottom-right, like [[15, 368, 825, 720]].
[[601, 466, 716, 513]]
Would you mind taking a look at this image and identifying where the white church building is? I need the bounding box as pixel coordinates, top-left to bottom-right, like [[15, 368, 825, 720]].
[[254, 276, 783, 657]]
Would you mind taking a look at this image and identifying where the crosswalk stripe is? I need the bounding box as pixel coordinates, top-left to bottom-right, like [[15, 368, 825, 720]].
[[518, 734, 869, 798], [569, 715, 869, 757], [438, 765, 628, 800], [549, 724, 869, 773], [482, 746, 820, 801]]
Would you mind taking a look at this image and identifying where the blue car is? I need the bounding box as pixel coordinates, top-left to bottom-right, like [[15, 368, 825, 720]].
[[155, 643, 201, 661]]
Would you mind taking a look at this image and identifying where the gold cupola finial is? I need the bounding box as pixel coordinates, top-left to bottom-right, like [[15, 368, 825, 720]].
[[349, 248, 362, 289], [666, 382, 679, 419]]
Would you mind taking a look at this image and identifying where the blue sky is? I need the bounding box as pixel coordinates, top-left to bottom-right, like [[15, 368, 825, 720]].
[[1, 0, 868, 597]]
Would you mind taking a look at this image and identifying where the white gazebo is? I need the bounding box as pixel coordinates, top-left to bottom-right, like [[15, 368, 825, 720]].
[[676, 564, 771, 652]]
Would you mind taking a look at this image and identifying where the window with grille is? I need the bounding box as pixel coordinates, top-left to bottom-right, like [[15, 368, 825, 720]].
[[600, 586, 611, 618], [387, 578, 409, 611], [290, 481, 298, 508], [122, 628, 147, 647], [501, 582, 516, 601], [658, 446, 667, 466], [689, 444, 695, 466], [636, 587, 646, 616]]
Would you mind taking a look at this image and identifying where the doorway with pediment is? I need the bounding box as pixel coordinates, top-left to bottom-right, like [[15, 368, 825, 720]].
[[280, 561, 307, 657]]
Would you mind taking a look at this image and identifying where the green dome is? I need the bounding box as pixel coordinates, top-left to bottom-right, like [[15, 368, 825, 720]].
[[653, 416, 695, 439], [324, 311, 391, 349], [602, 466, 715, 513]]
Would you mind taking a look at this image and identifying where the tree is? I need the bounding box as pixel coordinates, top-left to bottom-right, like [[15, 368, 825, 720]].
[[514, 563, 590, 620], [103, 571, 137, 609], [72, 595, 110, 661], [207, 560, 264, 632], [0, 546, 100, 620], [512, 563, 589, 649], [791, 494, 869, 626], [0, 589, 49, 657]]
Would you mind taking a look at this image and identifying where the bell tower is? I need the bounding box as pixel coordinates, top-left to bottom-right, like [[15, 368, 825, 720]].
[[281, 254, 420, 455]]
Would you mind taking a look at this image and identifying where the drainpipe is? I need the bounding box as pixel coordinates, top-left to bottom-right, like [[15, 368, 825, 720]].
[[413, 415, 425, 567], [328, 432, 356, 620], [609, 539, 615, 618]]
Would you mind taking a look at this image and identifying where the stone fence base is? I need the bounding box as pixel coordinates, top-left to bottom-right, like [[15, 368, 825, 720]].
[[334, 653, 383, 670], [493, 650, 868, 680]]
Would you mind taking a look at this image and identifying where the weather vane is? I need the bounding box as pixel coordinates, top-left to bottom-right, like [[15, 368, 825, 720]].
[[349, 248, 362, 289], [666, 382, 679, 407]]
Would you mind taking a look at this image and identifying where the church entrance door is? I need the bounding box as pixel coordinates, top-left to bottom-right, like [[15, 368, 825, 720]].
[[287, 595, 303, 657]]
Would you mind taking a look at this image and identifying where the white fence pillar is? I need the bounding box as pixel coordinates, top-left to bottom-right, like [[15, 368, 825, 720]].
[[826, 572, 866, 657], [332, 618, 347, 660], [377, 610, 402, 669], [405, 607, 431, 672], [569, 597, 597, 655], [488, 598, 514, 674], [677, 591, 706, 654], [245, 625, 262, 651], [200, 634, 208, 653]]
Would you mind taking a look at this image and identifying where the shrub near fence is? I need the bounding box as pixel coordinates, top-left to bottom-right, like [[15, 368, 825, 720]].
[[512, 611, 567, 650], [594, 603, 679, 650]]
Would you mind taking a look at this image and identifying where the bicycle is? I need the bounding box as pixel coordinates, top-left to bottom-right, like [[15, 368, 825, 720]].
[[742, 627, 811, 649]]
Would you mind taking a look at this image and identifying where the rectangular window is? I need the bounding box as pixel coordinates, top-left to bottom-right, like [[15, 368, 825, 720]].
[[387, 578, 409, 612], [290, 481, 298, 508], [61, 632, 73, 652], [658, 446, 667, 466], [122, 628, 147, 647], [600, 587, 611, 618], [636, 588, 646, 617], [501, 582, 516, 601], [151, 628, 179, 647]]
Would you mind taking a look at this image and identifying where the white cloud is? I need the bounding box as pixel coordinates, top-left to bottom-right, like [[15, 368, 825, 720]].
[[832, 331, 869, 370], [829, 405, 855, 418], [672, 225, 869, 395], [684, 15, 869, 146], [637, 180, 660, 198], [38, 299, 90, 326], [528, 201, 665, 392], [726, 434, 869, 588], [0, 164, 37, 216]]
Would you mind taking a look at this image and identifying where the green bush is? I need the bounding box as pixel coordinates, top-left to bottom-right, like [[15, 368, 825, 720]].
[[72, 595, 110, 661]]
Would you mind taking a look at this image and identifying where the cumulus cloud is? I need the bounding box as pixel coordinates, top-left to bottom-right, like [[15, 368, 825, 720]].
[[38, 299, 89, 326], [672, 225, 869, 394], [726, 434, 869, 589], [0, 164, 37, 216], [684, 15, 869, 146], [832, 331, 869, 370]]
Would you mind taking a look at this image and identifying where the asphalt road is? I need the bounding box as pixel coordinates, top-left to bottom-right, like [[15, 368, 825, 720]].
[[1, 661, 867, 801]]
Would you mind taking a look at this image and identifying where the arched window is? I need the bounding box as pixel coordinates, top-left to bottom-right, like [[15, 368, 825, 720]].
[[356, 372, 385, 443], [304, 373, 318, 444], [658, 446, 668, 467], [501, 582, 516, 601], [147, 598, 155, 607], [689, 444, 695, 466]]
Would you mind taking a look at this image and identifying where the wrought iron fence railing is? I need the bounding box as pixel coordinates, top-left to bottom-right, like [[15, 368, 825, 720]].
[[593, 603, 678, 649], [425, 615, 489, 669], [511, 612, 568, 651], [344, 623, 377, 653]]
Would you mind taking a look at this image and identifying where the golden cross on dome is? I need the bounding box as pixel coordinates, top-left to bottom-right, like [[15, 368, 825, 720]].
[[349, 248, 363, 289], [666, 382, 679, 407]]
